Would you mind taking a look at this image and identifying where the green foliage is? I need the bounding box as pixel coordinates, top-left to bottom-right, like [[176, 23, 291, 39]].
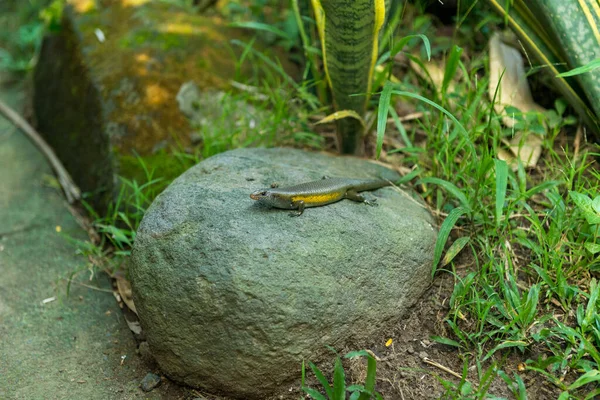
[[485, 0, 600, 135], [83, 155, 165, 258], [0, 0, 62, 72], [302, 350, 383, 400], [374, 21, 600, 391], [310, 0, 392, 154]]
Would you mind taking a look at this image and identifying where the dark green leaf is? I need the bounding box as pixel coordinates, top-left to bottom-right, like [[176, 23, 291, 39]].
[[309, 362, 333, 398], [333, 357, 346, 400]]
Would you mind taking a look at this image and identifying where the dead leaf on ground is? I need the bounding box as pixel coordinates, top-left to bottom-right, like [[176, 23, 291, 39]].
[[115, 270, 137, 315], [498, 133, 543, 169], [409, 57, 455, 94], [489, 32, 546, 169]]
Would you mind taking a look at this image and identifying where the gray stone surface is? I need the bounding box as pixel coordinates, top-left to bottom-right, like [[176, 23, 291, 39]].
[[131, 147, 437, 399], [0, 82, 182, 399]]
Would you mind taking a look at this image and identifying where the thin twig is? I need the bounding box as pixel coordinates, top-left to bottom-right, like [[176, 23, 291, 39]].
[[0, 98, 81, 203], [68, 280, 114, 293], [573, 123, 582, 164], [386, 111, 425, 123], [423, 357, 473, 386]]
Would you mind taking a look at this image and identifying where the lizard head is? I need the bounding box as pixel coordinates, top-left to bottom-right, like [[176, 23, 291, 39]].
[[250, 189, 276, 203], [250, 189, 289, 208]]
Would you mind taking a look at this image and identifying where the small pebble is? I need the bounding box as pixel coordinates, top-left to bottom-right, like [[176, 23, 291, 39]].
[[419, 351, 429, 359], [140, 372, 161, 392]]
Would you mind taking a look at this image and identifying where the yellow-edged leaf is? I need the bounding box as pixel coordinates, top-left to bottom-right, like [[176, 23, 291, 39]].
[[315, 110, 366, 127]]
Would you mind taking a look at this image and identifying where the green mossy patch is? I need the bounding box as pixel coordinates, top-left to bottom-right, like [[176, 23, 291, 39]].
[[34, 0, 293, 212]]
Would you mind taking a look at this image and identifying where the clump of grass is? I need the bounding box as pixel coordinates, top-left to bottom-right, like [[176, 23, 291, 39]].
[[374, 22, 600, 395], [55, 2, 600, 398], [302, 349, 383, 400]]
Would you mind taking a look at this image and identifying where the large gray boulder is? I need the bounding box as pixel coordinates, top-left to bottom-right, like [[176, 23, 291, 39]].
[[131, 148, 437, 398]]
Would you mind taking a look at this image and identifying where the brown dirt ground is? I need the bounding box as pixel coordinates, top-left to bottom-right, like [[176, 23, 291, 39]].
[[123, 269, 563, 400]]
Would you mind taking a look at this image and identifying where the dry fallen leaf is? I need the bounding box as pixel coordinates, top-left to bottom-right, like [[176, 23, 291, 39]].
[[115, 271, 137, 315], [409, 57, 454, 94], [489, 32, 546, 169]]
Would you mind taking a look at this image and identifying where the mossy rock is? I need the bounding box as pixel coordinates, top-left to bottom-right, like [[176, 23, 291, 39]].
[[33, 0, 293, 212]]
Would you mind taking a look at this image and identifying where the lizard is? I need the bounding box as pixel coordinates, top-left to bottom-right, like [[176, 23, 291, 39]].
[[249, 177, 393, 216]]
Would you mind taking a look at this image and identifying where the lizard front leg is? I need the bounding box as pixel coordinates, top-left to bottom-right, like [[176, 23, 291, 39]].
[[289, 200, 305, 216], [345, 190, 378, 206]]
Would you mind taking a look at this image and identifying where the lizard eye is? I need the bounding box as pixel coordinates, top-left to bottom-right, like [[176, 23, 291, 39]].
[[261, 191, 267, 196]]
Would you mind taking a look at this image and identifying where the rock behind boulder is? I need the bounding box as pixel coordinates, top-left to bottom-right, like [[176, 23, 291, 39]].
[[131, 148, 437, 398]]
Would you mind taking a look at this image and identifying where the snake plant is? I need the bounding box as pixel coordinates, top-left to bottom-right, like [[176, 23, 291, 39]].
[[310, 0, 392, 154]]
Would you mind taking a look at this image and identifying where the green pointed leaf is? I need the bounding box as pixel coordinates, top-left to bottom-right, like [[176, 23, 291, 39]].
[[569, 191, 600, 224], [432, 207, 469, 275], [483, 340, 528, 361], [442, 45, 463, 94], [376, 81, 394, 159], [593, 196, 600, 214], [556, 57, 600, 77], [567, 369, 600, 391], [332, 357, 346, 400], [585, 242, 600, 254], [228, 21, 292, 41], [430, 335, 462, 348], [494, 158, 508, 227], [358, 352, 376, 400], [302, 387, 327, 400], [315, 110, 366, 127], [442, 236, 470, 266], [309, 361, 333, 398]]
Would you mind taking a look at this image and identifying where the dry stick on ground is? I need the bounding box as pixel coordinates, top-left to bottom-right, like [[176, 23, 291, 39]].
[[0, 98, 81, 203], [423, 357, 475, 387]]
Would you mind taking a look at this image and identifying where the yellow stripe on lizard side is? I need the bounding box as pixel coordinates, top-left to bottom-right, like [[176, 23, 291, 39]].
[[291, 192, 342, 204]]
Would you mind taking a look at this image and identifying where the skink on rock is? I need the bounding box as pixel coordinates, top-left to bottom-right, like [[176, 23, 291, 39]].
[[250, 177, 392, 216]]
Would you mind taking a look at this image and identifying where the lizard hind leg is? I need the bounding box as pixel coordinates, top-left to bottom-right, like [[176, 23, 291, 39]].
[[345, 190, 378, 206]]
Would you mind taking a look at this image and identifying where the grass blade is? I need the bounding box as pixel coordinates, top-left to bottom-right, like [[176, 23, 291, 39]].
[[494, 158, 508, 227], [442, 236, 470, 266], [358, 352, 377, 400], [228, 21, 292, 41], [309, 361, 333, 398], [302, 387, 327, 400], [390, 89, 473, 153], [567, 369, 600, 391], [442, 45, 463, 95], [556, 57, 600, 78], [388, 105, 412, 147], [430, 335, 462, 348], [332, 357, 346, 400], [419, 177, 470, 212], [376, 81, 394, 159], [432, 206, 469, 275]]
